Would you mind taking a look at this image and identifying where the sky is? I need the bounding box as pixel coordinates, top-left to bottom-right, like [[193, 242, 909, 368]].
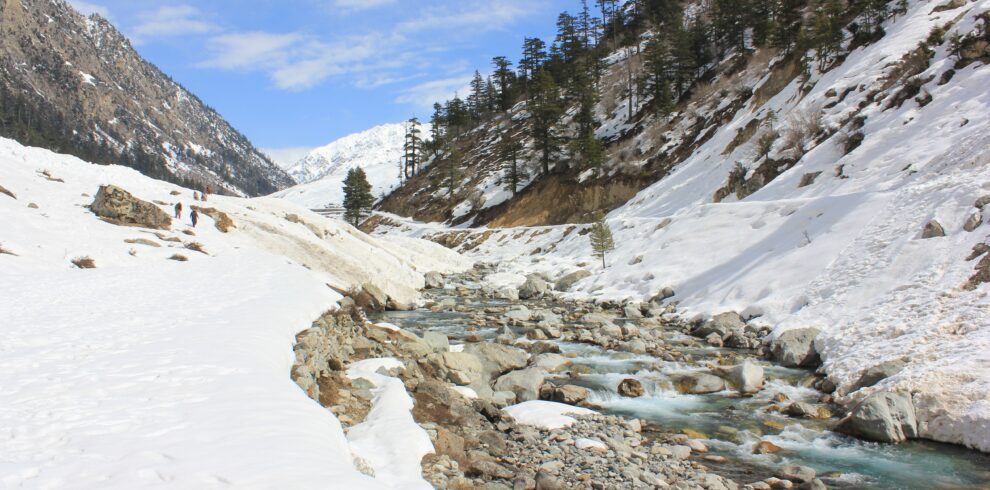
[[68, 0, 576, 165]]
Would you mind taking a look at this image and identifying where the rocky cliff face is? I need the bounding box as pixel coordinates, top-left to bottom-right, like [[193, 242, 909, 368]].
[[0, 0, 294, 196]]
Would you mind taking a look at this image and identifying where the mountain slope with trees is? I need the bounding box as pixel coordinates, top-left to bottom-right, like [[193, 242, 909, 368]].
[[0, 0, 293, 196]]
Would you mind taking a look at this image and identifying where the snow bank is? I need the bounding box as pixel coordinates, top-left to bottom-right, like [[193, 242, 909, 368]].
[[503, 401, 597, 430], [0, 136, 466, 485], [346, 359, 434, 489]]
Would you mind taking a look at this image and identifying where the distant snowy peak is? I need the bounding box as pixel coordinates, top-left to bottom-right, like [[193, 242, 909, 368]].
[[287, 123, 411, 185], [274, 122, 431, 209]]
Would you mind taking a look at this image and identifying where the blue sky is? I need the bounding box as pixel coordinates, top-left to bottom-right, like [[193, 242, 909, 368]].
[[68, 0, 575, 164]]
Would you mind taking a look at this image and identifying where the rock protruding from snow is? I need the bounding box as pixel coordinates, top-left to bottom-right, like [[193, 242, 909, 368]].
[[555, 270, 591, 291], [519, 274, 550, 299], [90, 185, 172, 230], [963, 212, 983, 232], [424, 271, 445, 289], [850, 358, 906, 393], [836, 391, 918, 443], [693, 312, 745, 340], [922, 219, 946, 238], [770, 328, 820, 367]]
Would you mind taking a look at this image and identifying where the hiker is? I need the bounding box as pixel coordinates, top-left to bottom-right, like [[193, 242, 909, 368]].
[[193, 191, 200, 201], [202, 186, 210, 202], [174, 202, 183, 219], [190, 208, 199, 228]]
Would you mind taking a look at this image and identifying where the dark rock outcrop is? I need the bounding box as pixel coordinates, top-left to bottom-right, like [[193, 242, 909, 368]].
[[90, 185, 171, 229]]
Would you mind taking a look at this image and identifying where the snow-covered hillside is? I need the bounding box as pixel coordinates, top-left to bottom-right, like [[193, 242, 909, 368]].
[[0, 137, 469, 487], [373, 0, 990, 452], [275, 123, 429, 209]]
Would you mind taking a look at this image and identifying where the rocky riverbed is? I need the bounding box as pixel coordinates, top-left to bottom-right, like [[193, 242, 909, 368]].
[[292, 267, 990, 489]]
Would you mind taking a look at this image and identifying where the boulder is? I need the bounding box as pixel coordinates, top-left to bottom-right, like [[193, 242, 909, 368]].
[[422, 331, 450, 353], [651, 287, 676, 303], [193, 206, 236, 233], [464, 343, 530, 381], [770, 328, 821, 367], [713, 360, 765, 395], [922, 219, 946, 238], [693, 312, 745, 340], [492, 368, 547, 402], [617, 378, 645, 397], [836, 391, 918, 443], [519, 274, 550, 299], [553, 385, 590, 405], [776, 464, 816, 484], [963, 212, 983, 232], [504, 306, 531, 322], [428, 352, 485, 386], [497, 287, 519, 301], [555, 270, 591, 291], [581, 312, 618, 327], [424, 271, 445, 289], [623, 303, 644, 319], [673, 373, 726, 394], [90, 185, 172, 230], [753, 440, 782, 454], [976, 195, 990, 210], [850, 358, 906, 392], [529, 353, 570, 372]]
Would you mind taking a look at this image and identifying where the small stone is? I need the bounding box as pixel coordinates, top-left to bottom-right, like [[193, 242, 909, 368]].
[[687, 439, 708, 453], [753, 440, 782, 454]]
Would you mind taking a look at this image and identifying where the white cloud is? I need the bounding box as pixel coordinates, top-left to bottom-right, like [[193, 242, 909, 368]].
[[395, 75, 473, 109], [261, 147, 315, 169], [68, 0, 110, 18], [131, 5, 220, 44], [396, 0, 530, 33], [198, 32, 306, 71]]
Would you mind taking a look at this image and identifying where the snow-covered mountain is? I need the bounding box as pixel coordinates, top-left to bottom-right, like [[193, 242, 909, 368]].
[[372, 0, 990, 452], [0, 0, 294, 196], [275, 123, 429, 209]]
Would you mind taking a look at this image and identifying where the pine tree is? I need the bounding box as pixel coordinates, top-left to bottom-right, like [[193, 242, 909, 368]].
[[519, 37, 548, 99], [529, 70, 563, 175], [429, 103, 446, 158], [342, 167, 373, 227], [468, 71, 486, 120], [403, 117, 422, 178], [589, 212, 616, 268], [492, 56, 516, 111], [499, 129, 527, 195], [444, 146, 463, 201]]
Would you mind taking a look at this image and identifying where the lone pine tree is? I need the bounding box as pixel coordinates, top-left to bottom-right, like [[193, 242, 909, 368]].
[[589, 212, 615, 268], [342, 167, 373, 227]]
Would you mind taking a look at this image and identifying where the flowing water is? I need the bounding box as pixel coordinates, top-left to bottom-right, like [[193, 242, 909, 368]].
[[374, 281, 990, 489]]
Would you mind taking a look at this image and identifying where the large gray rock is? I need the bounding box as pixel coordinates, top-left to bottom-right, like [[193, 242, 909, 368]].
[[428, 352, 485, 385], [503, 306, 531, 322], [422, 331, 450, 353], [770, 328, 821, 367], [464, 343, 530, 381], [519, 275, 549, 299], [424, 271, 445, 289], [555, 270, 591, 291], [673, 373, 726, 394], [836, 391, 918, 443], [90, 185, 172, 230], [623, 303, 644, 319], [776, 464, 816, 484], [493, 368, 547, 401], [922, 219, 946, 238], [618, 378, 645, 397], [693, 312, 745, 340], [713, 360, 765, 395], [529, 353, 570, 372], [850, 358, 906, 392]]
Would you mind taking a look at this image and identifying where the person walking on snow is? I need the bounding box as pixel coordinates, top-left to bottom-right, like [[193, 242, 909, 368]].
[[174, 202, 183, 219], [190, 208, 199, 228]]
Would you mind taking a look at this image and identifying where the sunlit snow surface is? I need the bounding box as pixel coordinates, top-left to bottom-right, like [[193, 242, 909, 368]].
[[0, 138, 468, 488]]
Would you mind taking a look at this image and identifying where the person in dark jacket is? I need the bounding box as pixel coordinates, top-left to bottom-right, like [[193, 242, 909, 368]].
[[190, 208, 199, 228], [174, 202, 183, 219]]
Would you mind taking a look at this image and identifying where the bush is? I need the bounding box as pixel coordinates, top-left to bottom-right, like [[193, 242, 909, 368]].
[[780, 107, 824, 157]]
